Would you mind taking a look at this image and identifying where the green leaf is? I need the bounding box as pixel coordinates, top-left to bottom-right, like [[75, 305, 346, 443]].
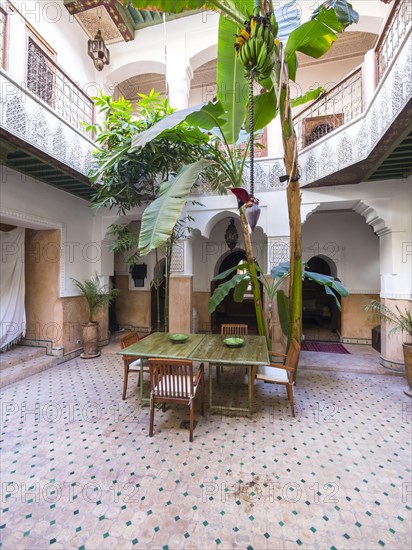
[[271, 261, 291, 280], [246, 89, 277, 132], [305, 271, 349, 297], [291, 86, 325, 108], [208, 273, 249, 314], [138, 160, 209, 255], [233, 277, 250, 302], [213, 262, 248, 282], [129, 104, 206, 151], [185, 101, 226, 131], [217, 14, 249, 145], [311, 0, 359, 27], [285, 8, 344, 79], [276, 289, 290, 337]]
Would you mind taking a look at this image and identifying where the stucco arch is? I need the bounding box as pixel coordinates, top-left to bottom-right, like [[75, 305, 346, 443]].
[[106, 60, 166, 90], [201, 210, 240, 239], [189, 44, 217, 74]]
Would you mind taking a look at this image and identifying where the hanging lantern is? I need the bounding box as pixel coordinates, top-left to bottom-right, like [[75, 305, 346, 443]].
[[224, 218, 238, 250], [88, 28, 110, 71]]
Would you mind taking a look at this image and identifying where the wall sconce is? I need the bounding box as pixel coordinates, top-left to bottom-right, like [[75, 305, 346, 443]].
[[224, 218, 238, 251], [88, 22, 110, 71]]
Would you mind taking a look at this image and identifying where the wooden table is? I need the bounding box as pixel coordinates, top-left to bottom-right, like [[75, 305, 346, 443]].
[[191, 334, 269, 416], [118, 333, 269, 415]]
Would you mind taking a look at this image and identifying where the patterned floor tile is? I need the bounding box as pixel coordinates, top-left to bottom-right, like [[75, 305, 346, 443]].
[[0, 350, 411, 549]]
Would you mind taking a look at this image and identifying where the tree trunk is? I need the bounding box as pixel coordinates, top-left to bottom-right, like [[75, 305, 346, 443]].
[[280, 84, 302, 346], [239, 208, 268, 344]]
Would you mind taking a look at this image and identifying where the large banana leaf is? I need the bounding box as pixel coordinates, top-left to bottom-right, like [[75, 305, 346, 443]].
[[130, 102, 226, 151], [217, 13, 249, 146], [276, 289, 290, 337], [138, 160, 209, 255], [208, 273, 249, 314], [270, 262, 349, 310], [311, 0, 359, 27], [285, 8, 344, 81], [246, 89, 277, 133]]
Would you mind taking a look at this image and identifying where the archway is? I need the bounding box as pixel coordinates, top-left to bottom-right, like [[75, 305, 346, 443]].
[[302, 256, 341, 342], [211, 250, 261, 334]]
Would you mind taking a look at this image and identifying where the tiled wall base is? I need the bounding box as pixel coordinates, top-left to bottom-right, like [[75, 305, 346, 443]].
[[380, 355, 405, 373]]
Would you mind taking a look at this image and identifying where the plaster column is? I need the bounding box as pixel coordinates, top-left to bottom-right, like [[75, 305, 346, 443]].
[[166, 39, 191, 110], [267, 236, 290, 352], [362, 49, 378, 110], [169, 239, 193, 333], [379, 229, 412, 369]]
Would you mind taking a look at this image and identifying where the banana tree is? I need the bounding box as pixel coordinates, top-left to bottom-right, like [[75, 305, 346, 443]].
[[128, 0, 358, 346], [131, 100, 269, 339]]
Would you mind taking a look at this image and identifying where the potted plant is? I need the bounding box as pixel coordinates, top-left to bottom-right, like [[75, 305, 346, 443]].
[[71, 275, 120, 358], [364, 300, 412, 392]]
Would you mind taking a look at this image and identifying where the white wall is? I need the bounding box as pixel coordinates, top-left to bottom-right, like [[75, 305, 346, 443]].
[[0, 166, 107, 296], [302, 210, 380, 293]]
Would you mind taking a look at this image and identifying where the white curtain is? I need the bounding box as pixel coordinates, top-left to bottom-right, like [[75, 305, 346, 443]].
[[0, 227, 26, 351]]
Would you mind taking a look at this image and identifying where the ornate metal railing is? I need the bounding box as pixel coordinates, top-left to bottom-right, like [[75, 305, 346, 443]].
[[26, 38, 94, 135], [376, 0, 412, 82], [293, 68, 362, 150]]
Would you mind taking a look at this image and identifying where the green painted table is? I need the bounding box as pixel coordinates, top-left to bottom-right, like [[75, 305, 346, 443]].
[[118, 333, 269, 415], [191, 334, 269, 416]]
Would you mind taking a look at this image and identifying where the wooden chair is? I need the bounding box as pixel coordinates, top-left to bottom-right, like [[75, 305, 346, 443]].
[[148, 358, 204, 442], [218, 324, 248, 381], [252, 339, 300, 417], [120, 331, 145, 400]]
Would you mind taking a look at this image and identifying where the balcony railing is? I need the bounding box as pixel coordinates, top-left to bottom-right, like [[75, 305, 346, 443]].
[[293, 68, 362, 151], [26, 38, 93, 136], [376, 0, 411, 83]]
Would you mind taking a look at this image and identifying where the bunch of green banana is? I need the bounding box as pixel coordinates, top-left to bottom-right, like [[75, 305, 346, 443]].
[[235, 13, 280, 80]]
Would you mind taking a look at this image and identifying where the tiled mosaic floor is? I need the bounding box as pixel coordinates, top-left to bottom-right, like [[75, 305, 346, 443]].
[[1, 350, 411, 549]]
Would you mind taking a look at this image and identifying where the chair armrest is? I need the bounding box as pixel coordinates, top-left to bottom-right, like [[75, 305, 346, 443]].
[[269, 362, 294, 372], [194, 363, 204, 385], [270, 352, 287, 362]]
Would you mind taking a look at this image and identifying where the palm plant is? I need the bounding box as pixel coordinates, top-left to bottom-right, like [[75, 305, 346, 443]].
[[364, 300, 412, 392], [363, 300, 412, 339], [71, 275, 120, 324]]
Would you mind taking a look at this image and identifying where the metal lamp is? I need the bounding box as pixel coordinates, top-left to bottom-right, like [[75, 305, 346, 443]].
[[88, 27, 110, 71], [224, 218, 238, 250]]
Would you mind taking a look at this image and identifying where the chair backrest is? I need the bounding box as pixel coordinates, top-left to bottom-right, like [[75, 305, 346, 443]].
[[120, 331, 139, 361], [148, 358, 194, 399], [221, 324, 248, 336], [286, 339, 300, 374]]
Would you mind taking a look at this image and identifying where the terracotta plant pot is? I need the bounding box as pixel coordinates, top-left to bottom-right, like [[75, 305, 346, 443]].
[[81, 322, 101, 359], [403, 342, 412, 390]]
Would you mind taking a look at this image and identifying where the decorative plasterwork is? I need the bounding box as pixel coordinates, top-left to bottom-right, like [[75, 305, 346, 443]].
[[64, 0, 134, 42], [267, 237, 290, 272], [298, 32, 412, 187], [0, 72, 94, 177], [352, 200, 391, 236], [170, 242, 185, 273]]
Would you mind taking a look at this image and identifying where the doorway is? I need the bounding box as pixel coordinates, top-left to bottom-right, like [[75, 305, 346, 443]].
[[302, 256, 341, 341], [210, 250, 261, 334]]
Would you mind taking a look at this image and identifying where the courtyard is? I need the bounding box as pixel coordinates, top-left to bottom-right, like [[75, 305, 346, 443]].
[[1, 344, 411, 549]]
